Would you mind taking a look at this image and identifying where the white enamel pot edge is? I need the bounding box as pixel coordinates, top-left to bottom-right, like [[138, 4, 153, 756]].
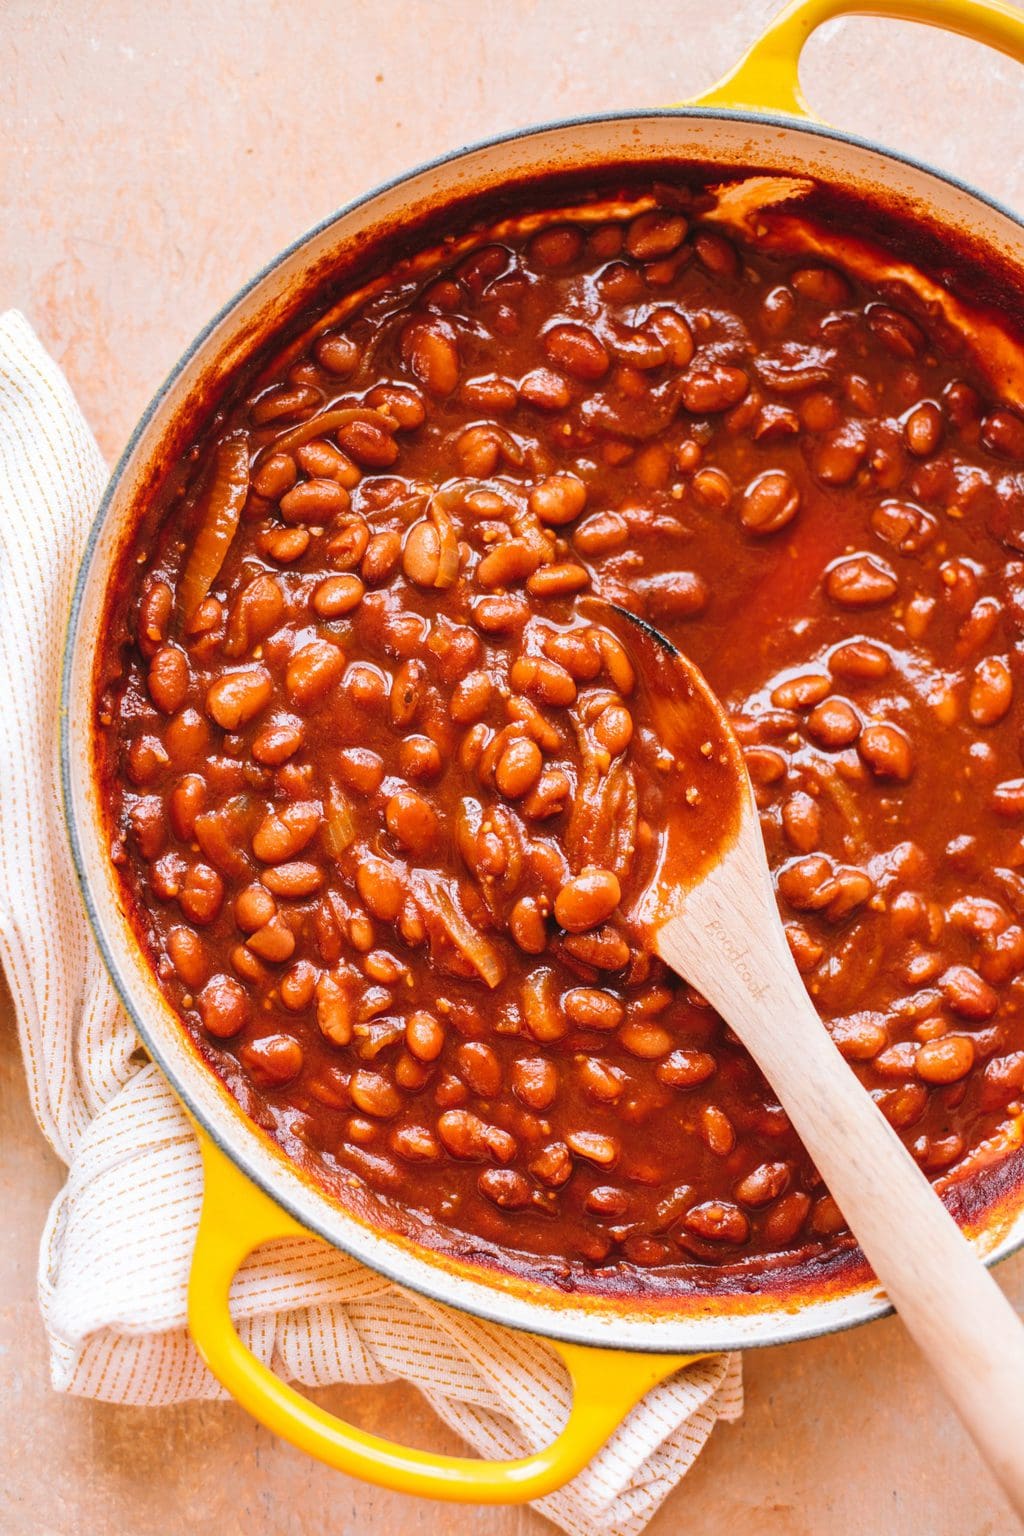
[[62, 106, 1024, 1356]]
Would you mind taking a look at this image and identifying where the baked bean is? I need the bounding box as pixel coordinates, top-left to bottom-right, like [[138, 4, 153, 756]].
[[554, 867, 620, 932], [509, 654, 577, 708], [575, 1057, 623, 1104], [640, 571, 708, 621], [826, 554, 898, 607], [527, 473, 587, 527], [791, 265, 849, 305], [234, 883, 276, 933], [543, 629, 602, 681], [253, 801, 320, 863], [529, 225, 584, 267], [559, 987, 620, 1031], [148, 646, 190, 715], [437, 1109, 514, 1162], [385, 788, 439, 855], [830, 1012, 887, 1061], [529, 1141, 573, 1187], [527, 562, 590, 598], [778, 854, 836, 912], [597, 632, 636, 695], [565, 1129, 619, 1167], [326, 520, 370, 570], [679, 365, 749, 414], [457, 1041, 502, 1098], [262, 861, 323, 898], [361, 529, 403, 585], [656, 1049, 716, 1089], [807, 697, 860, 749], [870, 500, 937, 554], [137, 579, 172, 656], [206, 667, 273, 730], [395, 735, 440, 783], [366, 383, 426, 431], [734, 1162, 790, 1207], [477, 538, 540, 588], [781, 792, 821, 853], [167, 926, 208, 989], [241, 1033, 304, 1088], [744, 746, 787, 785], [543, 323, 609, 381], [858, 722, 914, 781], [313, 574, 365, 617], [473, 594, 529, 634], [572, 510, 628, 556], [904, 401, 943, 457], [478, 1168, 531, 1209], [350, 1069, 401, 1118], [198, 974, 248, 1038], [285, 640, 345, 708], [520, 767, 568, 821], [334, 747, 383, 795], [625, 211, 688, 260], [279, 960, 317, 1012], [280, 478, 349, 524], [315, 332, 360, 374], [355, 855, 404, 921], [981, 407, 1024, 458], [518, 368, 571, 410], [939, 965, 998, 1021], [511, 1056, 556, 1110], [619, 1019, 672, 1059], [968, 656, 1013, 725], [179, 863, 224, 926], [259, 525, 310, 563], [247, 914, 296, 963], [771, 673, 830, 711], [297, 438, 360, 484], [563, 926, 630, 970], [683, 1200, 749, 1244], [402, 318, 460, 396], [699, 1104, 735, 1156], [389, 1124, 439, 1162], [522, 967, 569, 1042], [740, 470, 800, 534], [763, 1191, 811, 1246], [867, 304, 924, 358], [129, 798, 165, 861], [829, 640, 891, 681], [916, 1034, 975, 1084]]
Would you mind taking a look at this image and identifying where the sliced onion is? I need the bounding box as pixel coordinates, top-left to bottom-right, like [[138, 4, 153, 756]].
[[258, 405, 396, 464], [323, 786, 357, 859], [413, 872, 505, 989], [178, 436, 250, 625], [427, 492, 461, 589]]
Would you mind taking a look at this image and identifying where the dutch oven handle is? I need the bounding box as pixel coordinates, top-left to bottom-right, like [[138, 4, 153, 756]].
[[188, 1130, 698, 1502], [690, 0, 1024, 116]]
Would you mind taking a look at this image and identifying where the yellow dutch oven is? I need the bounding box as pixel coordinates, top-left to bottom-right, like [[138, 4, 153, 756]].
[[62, 0, 1024, 1503]]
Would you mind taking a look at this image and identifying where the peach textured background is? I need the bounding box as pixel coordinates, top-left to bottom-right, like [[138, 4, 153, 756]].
[[5, 2, 1024, 1532]]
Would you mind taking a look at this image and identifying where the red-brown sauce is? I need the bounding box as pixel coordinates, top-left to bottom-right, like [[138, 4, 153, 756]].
[[97, 182, 1024, 1293]]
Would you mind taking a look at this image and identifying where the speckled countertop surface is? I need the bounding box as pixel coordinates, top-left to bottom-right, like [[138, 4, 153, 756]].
[[4, 3, 1024, 1531]]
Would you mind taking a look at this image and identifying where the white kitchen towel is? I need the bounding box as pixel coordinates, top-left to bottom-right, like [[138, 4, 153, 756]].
[[0, 308, 742, 1536]]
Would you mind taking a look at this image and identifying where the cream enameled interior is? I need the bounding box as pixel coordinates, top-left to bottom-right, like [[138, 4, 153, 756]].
[[64, 110, 1024, 1353]]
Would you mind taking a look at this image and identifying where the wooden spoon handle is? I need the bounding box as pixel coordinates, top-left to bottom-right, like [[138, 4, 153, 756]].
[[658, 853, 1024, 1517]]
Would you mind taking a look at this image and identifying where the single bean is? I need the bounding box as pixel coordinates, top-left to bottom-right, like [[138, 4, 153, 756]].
[[555, 867, 621, 932]]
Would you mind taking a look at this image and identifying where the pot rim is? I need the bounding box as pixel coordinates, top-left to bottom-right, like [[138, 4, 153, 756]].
[[60, 102, 1024, 1354]]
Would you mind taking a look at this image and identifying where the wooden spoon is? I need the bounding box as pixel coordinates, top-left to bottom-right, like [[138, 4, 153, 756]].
[[599, 601, 1024, 1519]]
